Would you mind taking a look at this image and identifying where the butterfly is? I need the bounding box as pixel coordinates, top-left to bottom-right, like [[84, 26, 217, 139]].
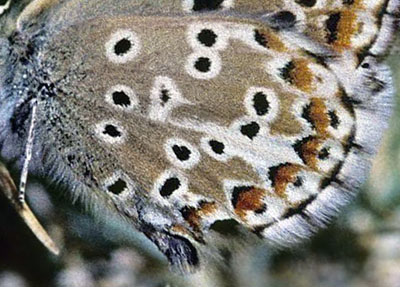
[[0, 0, 399, 272]]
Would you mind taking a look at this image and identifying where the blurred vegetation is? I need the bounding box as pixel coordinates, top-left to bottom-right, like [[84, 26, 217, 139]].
[[0, 1, 400, 286]]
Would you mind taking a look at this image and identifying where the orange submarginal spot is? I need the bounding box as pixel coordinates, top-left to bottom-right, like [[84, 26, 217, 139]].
[[272, 164, 302, 197], [198, 201, 218, 216], [300, 137, 322, 170], [334, 10, 358, 51], [259, 28, 287, 52], [181, 201, 218, 231], [290, 58, 313, 92], [232, 187, 266, 219], [309, 98, 330, 137]]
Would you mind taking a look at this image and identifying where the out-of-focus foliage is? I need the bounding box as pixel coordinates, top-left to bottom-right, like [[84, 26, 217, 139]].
[[0, 1, 399, 286]]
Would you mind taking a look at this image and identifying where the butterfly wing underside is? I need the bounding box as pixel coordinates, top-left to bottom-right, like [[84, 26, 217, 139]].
[[15, 0, 400, 268]]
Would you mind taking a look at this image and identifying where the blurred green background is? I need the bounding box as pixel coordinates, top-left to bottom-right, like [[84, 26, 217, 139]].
[[0, 1, 399, 286]]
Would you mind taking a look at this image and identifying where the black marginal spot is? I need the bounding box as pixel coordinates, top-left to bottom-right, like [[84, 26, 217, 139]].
[[114, 38, 132, 56], [172, 145, 191, 161], [344, 128, 363, 154], [209, 140, 225, 155], [268, 163, 291, 187], [320, 161, 344, 189], [283, 195, 317, 219], [361, 62, 370, 69], [112, 91, 131, 107], [318, 147, 330, 160], [295, 0, 317, 7], [197, 29, 217, 47], [293, 176, 304, 187], [254, 204, 267, 214], [326, 13, 341, 44], [194, 57, 211, 72], [254, 29, 268, 48], [279, 61, 295, 84], [253, 92, 270, 116], [231, 186, 253, 208], [103, 125, 122, 138], [108, 178, 127, 195], [240, 122, 260, 140], [193, 0, 224, 11], [329, 110, 340, 129], [160, 89, 170, 103], [269, 11, 297, 29], [160, 177, 181, 197]]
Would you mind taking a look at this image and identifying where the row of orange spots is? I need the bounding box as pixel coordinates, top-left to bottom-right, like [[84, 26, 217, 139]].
[[181, 201, 218, 231]]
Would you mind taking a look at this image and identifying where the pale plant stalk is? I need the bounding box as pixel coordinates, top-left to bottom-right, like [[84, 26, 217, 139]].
[[0, 161, 60, 255]]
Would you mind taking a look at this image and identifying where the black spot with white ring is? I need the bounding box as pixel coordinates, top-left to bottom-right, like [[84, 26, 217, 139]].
[[253, 92, 270, 116], [105, 30, 141, 64], [114, 38, 132, 56], [209, 140, 225, 155], [166, 139, 200, 169], [186, 51, 221, 80], [112, 90, 131, 107], [103, 124, 122, 138], [241, 122, 260, 140], [172, 145, 192, 161], [197, 29, 217, 47], [195, 57, 212, 73], [107, 178, 128, 195], [160, 177, 181, 197]]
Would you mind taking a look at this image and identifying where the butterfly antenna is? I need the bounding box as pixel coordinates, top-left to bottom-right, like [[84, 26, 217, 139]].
[[18, 98, 37, 203]]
